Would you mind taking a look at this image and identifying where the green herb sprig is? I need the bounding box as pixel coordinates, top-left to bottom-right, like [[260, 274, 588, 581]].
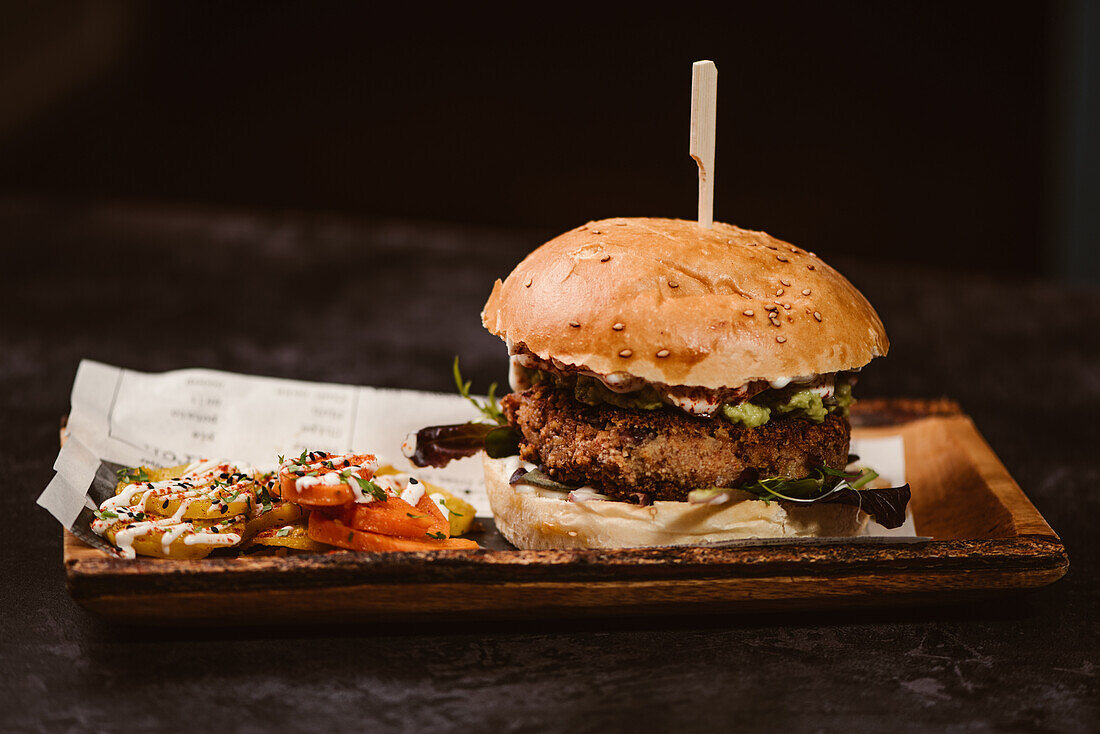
[[116, 467, 150, 483], [453, 357, 506, 425]]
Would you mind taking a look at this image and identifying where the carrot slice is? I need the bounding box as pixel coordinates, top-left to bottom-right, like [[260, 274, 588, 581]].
[[308, 513, 478, 552], [277, 452, 377, 506], [342, 496, 448, 538], [279, 478, 354, 506], [413, 491, 450, 537]]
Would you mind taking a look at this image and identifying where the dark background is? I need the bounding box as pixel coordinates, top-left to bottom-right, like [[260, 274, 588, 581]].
[[0, 1, 1097, 282]]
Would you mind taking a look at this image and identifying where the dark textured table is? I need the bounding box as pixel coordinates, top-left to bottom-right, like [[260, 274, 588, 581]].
[[2, 199, 1097, 732]]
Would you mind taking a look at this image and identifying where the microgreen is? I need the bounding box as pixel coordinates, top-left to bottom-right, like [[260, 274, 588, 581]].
[[453, 356, 506, 425], [850, 469, 879, 490], [438, 498, 463, 517], [351, 475, 387, 502], [116, 467, 150, 483]]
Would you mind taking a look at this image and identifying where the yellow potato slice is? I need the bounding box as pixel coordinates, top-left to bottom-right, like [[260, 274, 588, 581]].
[[115, 464, 261, 519], [245, 523, 327, 552], [245, 501, 306, 537], [100, 515, 248, 560], [140, 492, 256, 520], [421, 482, 476, 537], [113, 464, 190, 493]]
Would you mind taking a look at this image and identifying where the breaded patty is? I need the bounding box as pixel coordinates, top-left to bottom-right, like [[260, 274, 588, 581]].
[[501, 384, 850, 501]]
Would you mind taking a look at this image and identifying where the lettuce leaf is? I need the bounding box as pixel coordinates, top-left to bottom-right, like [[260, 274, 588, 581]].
[[405, 423, 520, 468], [820, 484, 911, 529], [691, 468, 911, 529]]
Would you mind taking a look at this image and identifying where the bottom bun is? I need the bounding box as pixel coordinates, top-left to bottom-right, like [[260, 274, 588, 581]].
[[484, 455, 865, 550]]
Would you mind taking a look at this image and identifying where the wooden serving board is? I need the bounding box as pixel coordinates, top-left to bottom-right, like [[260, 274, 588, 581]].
[[63, 399, 1067, 623]]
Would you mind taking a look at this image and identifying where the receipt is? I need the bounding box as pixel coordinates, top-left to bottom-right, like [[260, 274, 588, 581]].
[[39, 360, 488, 529], [38, 360, 915, 542]]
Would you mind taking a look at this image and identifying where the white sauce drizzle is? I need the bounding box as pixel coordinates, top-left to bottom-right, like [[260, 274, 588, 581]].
[[185, 532, 241, 546], [662, 392, 724, 417], [428, 492, 450, 519], [295, 475, 321, 491], [401, 479, 425, 507]]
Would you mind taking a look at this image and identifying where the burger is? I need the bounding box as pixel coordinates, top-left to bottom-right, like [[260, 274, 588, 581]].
[[408, 217, 909, 549]]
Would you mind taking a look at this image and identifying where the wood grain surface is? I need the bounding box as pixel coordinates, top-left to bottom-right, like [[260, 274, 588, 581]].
[[63, 398, 1068, 623]]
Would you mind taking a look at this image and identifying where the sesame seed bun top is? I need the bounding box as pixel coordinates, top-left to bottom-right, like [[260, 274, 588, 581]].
[[481, 217, 888, 389]]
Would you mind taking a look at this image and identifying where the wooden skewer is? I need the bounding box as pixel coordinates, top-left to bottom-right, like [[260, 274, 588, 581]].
[[690, 60, 718, 229]]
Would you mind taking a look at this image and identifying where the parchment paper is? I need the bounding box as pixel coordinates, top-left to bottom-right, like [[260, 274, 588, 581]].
[[38, 360, 916, 547]]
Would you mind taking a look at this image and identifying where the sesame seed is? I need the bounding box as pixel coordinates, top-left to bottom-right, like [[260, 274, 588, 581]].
[[777, 256, 789, 262], [592, 229, 601, 235], [525, 277, 533, 288], [742, 309, 754, 317], [600, 255, 611, 262], [775, 288, 784, 296], [656, 349, 670, 358], [813, 311, 822, 321], [789, 247, 798, 253], [780, 279, 791, 287], [807, 264, 816, 270], [782, 303, 791, 310], [612, 322, 625, 331], [569, 320, 580, 328], [619, 349, 633, 358], [776, 336, 787, 343], [668, 281, 679, 288], [802, 288, 811, 295], [765, 304, 778, 311], [615, 221, 627, 226]]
